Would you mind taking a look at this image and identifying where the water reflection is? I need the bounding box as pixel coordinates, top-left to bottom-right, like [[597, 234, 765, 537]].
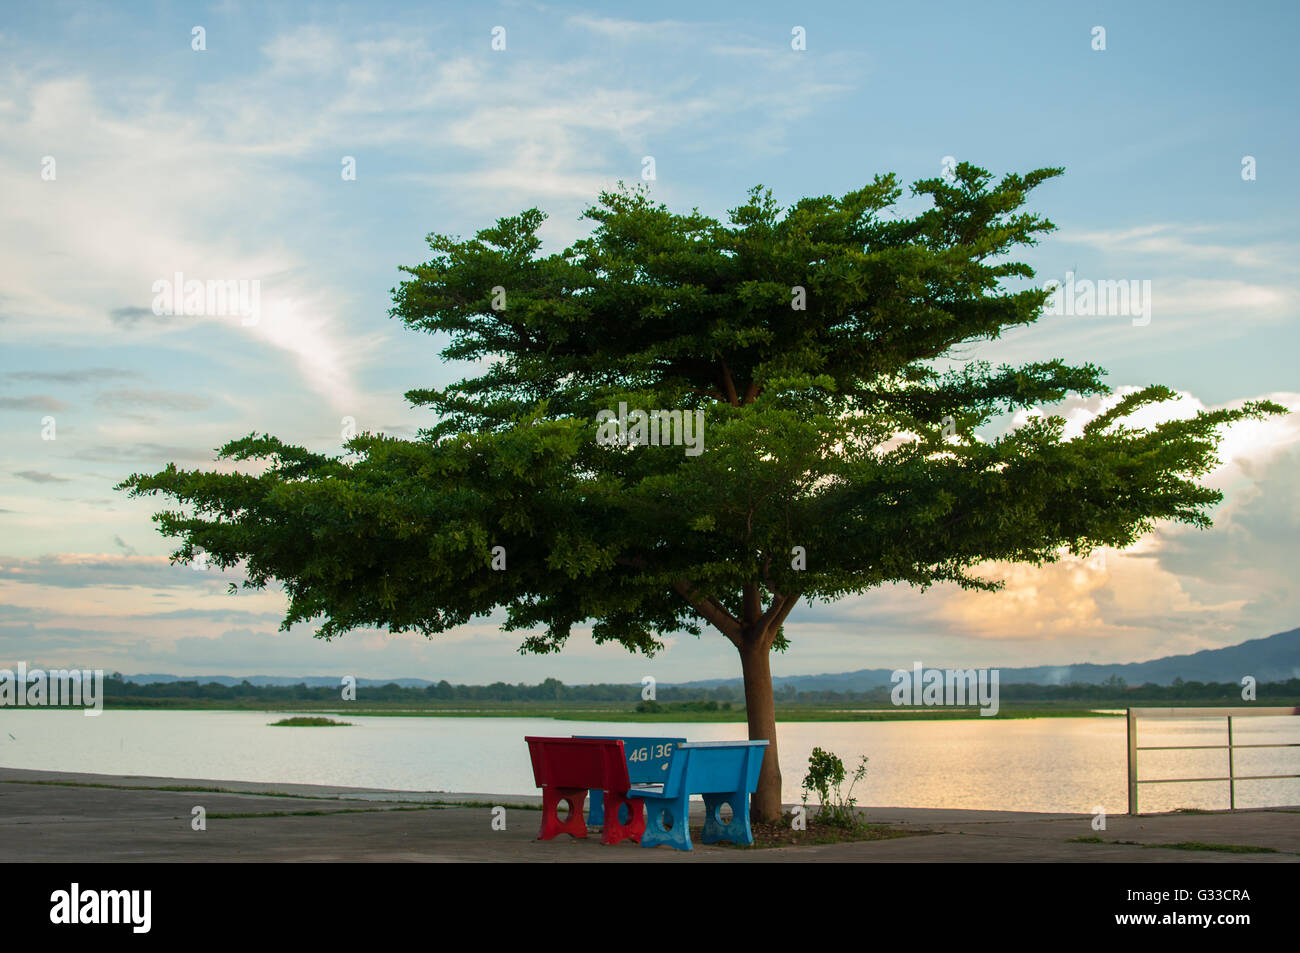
[[1, 710, 1295, 814]]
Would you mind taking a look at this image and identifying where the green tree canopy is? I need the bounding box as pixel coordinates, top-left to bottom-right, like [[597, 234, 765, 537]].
[[119, 164, 1284, 819]]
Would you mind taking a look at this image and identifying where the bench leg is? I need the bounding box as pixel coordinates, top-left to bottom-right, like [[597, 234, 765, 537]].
[[638, 794, 692, 851], [702, 792, 753, 846], [537, 787, 588, 840], [587, 789, 605, 827], [600, 792, 645, 845]]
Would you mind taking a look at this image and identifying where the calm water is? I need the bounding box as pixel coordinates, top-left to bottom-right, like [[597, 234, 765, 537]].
[[2, 710, 1297, 814]]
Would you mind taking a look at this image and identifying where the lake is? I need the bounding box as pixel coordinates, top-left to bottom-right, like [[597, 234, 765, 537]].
[[2, 710, 1297, 814]]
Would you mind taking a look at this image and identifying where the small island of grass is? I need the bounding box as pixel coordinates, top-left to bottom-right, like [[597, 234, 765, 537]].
[[269, 716, 352, 727]]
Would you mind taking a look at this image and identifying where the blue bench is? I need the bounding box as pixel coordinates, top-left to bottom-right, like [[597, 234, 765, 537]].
[[629, 740, 769, 851], [575, 735, 686, 827]]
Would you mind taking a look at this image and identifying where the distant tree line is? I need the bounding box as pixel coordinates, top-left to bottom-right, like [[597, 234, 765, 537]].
[[99, 673, 1300, 705], [98, 675, 744, 704]]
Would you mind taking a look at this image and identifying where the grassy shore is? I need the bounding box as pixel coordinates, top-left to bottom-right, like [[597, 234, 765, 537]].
[[80, 699, 1137, 721], [303, 705, 1122, 722], [78, 695, 1300, 721]]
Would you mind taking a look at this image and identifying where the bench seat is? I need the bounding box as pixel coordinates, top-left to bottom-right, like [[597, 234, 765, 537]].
[[625, 740, 769, 851], [525, 736, 645, 845]]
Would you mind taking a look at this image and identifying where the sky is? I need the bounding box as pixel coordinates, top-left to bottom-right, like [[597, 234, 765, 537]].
[[1, 0, 1297, 685]]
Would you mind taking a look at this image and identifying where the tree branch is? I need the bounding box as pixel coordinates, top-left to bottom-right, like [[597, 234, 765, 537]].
[[759, 591, 801, 649], [772, 592, 799, 629], [673, 579, 742, 647], [719, 358, 740, 406], [752, 592, 787, 639]]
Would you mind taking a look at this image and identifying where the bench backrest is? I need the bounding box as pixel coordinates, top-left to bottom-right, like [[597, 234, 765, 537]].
[[574, 736, 687, 784], [525, 736, 631, 791], [663, 741, 769, 796]]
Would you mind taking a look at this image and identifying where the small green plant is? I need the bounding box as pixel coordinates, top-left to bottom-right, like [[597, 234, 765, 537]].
[[269, 716, 351, 727], [801, 747, 869, 830]]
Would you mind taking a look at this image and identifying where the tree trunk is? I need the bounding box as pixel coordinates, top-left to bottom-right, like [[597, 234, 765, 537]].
[[739, 637, 782, 823]]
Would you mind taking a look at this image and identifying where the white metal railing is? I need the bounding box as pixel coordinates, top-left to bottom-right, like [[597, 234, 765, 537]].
[[1126, 706, 1300, 815]]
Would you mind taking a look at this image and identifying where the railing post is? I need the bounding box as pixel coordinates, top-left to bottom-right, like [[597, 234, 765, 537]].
[[1227, 715, 1235, 811], [1127, 708, 1138, 815]]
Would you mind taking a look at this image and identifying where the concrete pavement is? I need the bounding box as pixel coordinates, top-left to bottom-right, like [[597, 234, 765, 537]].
[[2, 767, 1295, 863]]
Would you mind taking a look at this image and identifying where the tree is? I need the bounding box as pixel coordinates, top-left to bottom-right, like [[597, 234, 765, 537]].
[[118, 164, 1284, 821]]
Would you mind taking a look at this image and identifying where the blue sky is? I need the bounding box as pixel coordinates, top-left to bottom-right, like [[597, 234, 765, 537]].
[[1, 0, 1297, 684]]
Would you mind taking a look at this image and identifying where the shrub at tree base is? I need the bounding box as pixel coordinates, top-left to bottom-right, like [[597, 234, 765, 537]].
[[802, 746, 870, 830]]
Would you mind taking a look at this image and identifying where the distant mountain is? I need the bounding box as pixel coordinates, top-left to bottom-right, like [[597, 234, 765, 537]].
[[85, 626, 1300, 691], [680, 627, 1300, 692]]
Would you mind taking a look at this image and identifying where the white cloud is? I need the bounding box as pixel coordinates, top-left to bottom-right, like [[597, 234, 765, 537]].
[[934, 390, 1300, 657], [566, 16, 693, 41], [1059, 223, 1299, 272], [0, 74, 371, 410]]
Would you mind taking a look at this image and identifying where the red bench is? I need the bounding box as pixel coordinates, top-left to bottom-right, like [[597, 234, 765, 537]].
[[524, 736, 645, 845]]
